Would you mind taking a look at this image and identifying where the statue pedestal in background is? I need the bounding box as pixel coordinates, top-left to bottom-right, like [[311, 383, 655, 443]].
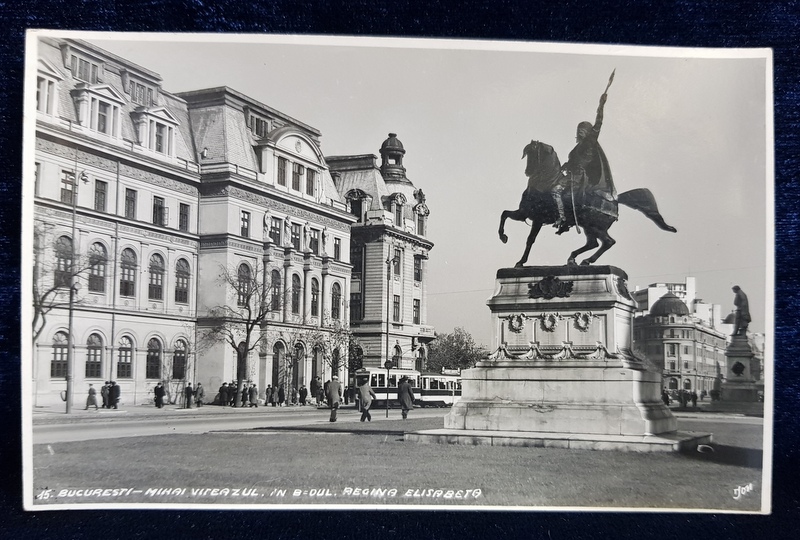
[[721, 335, 761, 403], [406, 266, 711, 452]]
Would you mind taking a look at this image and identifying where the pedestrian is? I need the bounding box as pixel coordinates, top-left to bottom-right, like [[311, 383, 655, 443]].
[[291, 386, 298, 406], [278, 385, 285, 407], [661, 389, 670, 406], [85, 384, 99, 410], [344, 386, 350, 405], [230, 381, 237, 406], [249, 384, 259, 407], [310, 377, 319, 405], [691, 391, 698, 408], [299, 385, 308, 406], [219, 383, 228, 407], [101, 382, 110, 408], [184, 383, 194, 408], [326, 375, 343, 422], [398, 376, 415, 420], [357, 377, 376, 422], [109, 381, 120, 409], [154, 382, 166, 408], [195, 383, 205, 407]]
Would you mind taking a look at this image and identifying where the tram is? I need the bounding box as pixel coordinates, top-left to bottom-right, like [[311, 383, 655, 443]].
[[417, 371, 462, 407], [352, 368, 462, 408]]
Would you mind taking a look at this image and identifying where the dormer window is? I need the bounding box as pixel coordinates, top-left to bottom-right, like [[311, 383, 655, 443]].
[[71, 84, 125, 139], [346, 189, 370, 223], [130, 81, 154, 106], [249, 113, 271, 138], [389, 193, 407, 229], [36, 76, 57, 115], [70, 54, 100, 84], [131, 107, 179, 158]]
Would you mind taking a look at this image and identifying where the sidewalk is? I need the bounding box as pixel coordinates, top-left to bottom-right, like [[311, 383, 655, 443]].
[[31, 401, 355, 424]]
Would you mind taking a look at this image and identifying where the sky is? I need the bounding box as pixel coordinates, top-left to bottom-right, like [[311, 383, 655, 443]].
[[71, 33, 770, 347]]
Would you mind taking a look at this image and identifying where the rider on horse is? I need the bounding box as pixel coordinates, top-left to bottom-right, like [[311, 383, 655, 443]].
[[554, 88, 616, 235]]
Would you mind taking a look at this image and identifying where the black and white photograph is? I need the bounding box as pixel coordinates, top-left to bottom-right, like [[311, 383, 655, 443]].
[[21, 30, 772, 512]]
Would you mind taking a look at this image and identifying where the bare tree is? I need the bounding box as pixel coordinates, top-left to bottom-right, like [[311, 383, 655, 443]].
[[200, 260, 276, 407], [32, 223, 98, 345], [306, 314, 360, 380]]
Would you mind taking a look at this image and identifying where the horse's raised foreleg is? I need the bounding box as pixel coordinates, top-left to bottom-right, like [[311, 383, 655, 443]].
[[515, 221, 543, 268], [567, 233, 599, 266], [579, 230, 616, 265], [499, 209, 528, 244]]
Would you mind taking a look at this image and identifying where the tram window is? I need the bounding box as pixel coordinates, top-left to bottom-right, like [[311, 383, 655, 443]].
[[388, 375, 397, 387], [370, 374, 378, 386]]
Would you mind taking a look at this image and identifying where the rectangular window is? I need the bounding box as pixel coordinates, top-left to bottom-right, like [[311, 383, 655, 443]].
[[393, 249, 402, 275], [413, 299, 421, 324], [241, 210, 251, 237], [36, 76, 55, 114], [414, 257, 422, 282], [269, 217, 282, 245], [395, 204, 403, 227], [60, 170, 75, 204], [125, 189, 137, 219], [120, 266, 136, 298], [179, 203, 190, 232], [306, 169, 315, 196], [669, 361, 676, 371], [291, 223, 301, 250], [350, 293, 362, 321], [292, 163, 303, 191], [333, 237, 341, 261], [117, 349, 132, 379], [85, 351, 102, 378], [668, 344, 677, 357], [71, 55, 98, 83], [51, 344, 68, 378], [94, 180, 107, 212], [277, 157, 287, 186], [351, 247, 363, 279], [152, 196, 166, 226], [417, 214, 425, 236], [175, 273, 189, 304], [97, 101, 109, 134], [310, 228, 320, 255], [393, 295, 401, 322]]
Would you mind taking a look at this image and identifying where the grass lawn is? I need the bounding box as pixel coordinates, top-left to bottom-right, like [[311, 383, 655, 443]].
[[31, 416, 764, 511]]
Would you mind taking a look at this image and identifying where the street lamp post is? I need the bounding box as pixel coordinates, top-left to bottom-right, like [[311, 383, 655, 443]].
[[65, 169, 88, 414], [384, 360, 392, 418], [385, 251, 397, 417]]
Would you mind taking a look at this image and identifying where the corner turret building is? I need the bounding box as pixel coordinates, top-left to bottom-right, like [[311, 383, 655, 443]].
[[327, 134, 435, 375]]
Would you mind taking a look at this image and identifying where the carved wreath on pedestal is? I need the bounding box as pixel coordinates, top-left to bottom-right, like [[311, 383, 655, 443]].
[[507, 314, 527, 333], [540, 312, 561, 332], [573, 311, 597, 332]]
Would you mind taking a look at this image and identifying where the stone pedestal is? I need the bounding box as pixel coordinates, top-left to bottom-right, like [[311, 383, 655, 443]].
[[406, 266, 711, 452], [721, 335, 761, 403]]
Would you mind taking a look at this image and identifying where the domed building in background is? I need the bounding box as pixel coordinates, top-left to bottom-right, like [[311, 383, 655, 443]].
[[632, 281, 729, 395]]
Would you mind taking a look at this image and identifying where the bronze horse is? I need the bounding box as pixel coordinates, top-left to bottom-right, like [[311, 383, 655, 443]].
[[499, 141, 677, 267]]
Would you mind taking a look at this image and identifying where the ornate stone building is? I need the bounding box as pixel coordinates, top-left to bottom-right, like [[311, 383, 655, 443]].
[[631, 279, 730, 394], [30, 38, 353, 408], [327, 134, 435, 378]]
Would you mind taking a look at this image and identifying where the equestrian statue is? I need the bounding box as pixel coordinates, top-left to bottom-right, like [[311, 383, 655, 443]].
[[498, 70, 677, 267]]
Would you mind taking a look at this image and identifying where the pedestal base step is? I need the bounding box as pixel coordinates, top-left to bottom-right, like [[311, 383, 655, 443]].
[[404, 429, 712, 453]]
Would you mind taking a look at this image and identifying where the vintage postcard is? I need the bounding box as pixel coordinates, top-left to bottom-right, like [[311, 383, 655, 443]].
[[22, 30, 773, 512]]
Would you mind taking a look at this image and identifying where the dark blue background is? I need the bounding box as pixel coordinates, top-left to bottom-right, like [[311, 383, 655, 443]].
[[1, 1, 797, 538]]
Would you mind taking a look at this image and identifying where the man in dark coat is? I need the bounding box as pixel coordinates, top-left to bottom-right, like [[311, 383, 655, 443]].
[[184, 383, 194, 408], [398, 377, 415, 420], [219, 383, 228, 407], [109, 381, 120, 409], [326, 375, 343, 422], [85, 384, 99, 410], [195, 383, 205, 407], [357, 377, 377, 422], [101, 382, 110, 408], [310, 377, 319, 405], [154, 382, 166, 408], [278, 385, 285, 406], [299, 385, 308, 406], [249, 384, 259, 407]]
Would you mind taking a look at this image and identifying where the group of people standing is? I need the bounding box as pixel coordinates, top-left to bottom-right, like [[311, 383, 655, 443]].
[[85, 381, 120, 410], [661, 388, 701, 408]]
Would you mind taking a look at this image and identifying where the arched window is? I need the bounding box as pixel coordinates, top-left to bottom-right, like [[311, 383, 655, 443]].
[[172, 340, 187, 380], [291, 274, 301, 315], [51, 331, 69, 378], [311, 278, 319, 317], [117, 336, 133, 379], [175, 258, 190, 304], [119, 248, 137, 297], [237, 263, 252, 307], [85, 333, 103, 378], [272, 342, 285, 387], [146, 338, 162, 379], [88, 243, 107, 293], [54, 236, 73, 288], [331, 282, 341, 320], [683, 378, 692, 390], [148, 253, 165, 300], [270, 269, 282, 311]]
